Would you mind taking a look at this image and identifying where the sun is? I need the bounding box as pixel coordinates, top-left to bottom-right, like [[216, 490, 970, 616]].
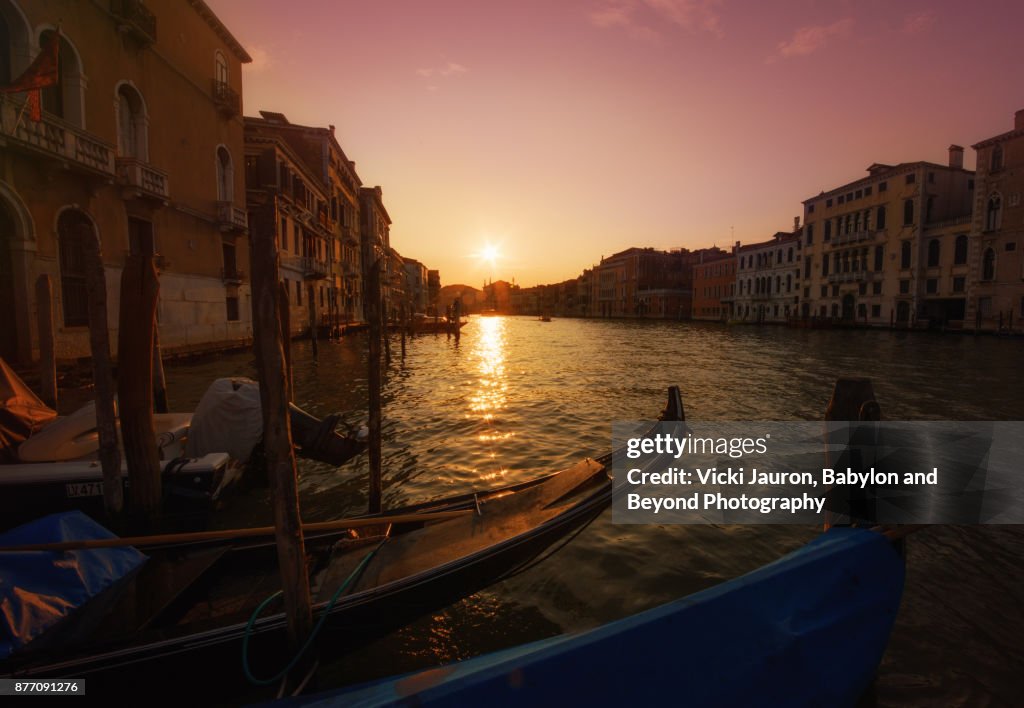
[[479, 243, 500, 268]]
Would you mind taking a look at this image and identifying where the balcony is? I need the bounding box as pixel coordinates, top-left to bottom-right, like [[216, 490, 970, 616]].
[[826, 270, 881, 284], [827, 229, 883, 248], [111, 0, 156, 45], [221, 266, 245, 284], [303, 257, 330, 279], [211, 80, 240, 117], [217, 201, 247, 231], [116, 157, 169, 202], [1, 96, 116, 177]]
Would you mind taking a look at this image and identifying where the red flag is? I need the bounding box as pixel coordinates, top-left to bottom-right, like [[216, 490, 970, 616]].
[[2, 31, 59, 121]]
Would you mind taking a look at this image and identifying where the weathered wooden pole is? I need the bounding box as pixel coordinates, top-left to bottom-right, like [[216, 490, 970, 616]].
[[453, 297, 462, 343], [278, 281, 293, 400], [250, 206, 313, 654], [400, 302, 406, 359], [34, 274, 57, 409], [366, 260, 383, 514], [152, 325, 168, 414], [82, 234, 122, 517], [117, 255, 162, 528], [307, 283, 318, 361]]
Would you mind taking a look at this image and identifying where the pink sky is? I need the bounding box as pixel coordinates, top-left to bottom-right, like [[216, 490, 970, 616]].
[[207, 0, 1022, 288]]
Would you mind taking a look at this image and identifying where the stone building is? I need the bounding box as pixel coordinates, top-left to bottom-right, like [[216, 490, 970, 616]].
[[731, 227, 802, 323], [691, 250, 737, 321], [801, 150, 974, 326], [1, 0, 251, 363], [966, 109, 1024, 332]]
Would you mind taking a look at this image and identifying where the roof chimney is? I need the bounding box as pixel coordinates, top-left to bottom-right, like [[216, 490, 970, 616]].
[[794, 216, 800, 232], [948, 144, 964, 169], [1016, 109, 1024, 131]]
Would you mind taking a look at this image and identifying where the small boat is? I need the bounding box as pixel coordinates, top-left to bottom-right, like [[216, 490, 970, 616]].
[[0, 364, 365, 531], [0, 387, 682, 700], [290, 527, 905, 707]]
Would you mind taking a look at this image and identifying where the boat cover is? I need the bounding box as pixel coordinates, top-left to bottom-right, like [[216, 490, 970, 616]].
[[0, 511, 146, 659], [287, 528, 905, 707], [185, 377, 264, 461], [0, 358, 57, 463]]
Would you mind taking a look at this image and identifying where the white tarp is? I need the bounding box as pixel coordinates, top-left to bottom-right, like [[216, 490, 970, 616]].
[[185, 378, 263, 461]]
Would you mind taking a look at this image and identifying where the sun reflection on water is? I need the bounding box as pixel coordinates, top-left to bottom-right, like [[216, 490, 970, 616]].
[[467, 316, 512, 481]]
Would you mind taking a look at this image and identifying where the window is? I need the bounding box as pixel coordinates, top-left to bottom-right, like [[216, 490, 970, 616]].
[[859, 282, 867, 295], [986, 195, 1002, 231], [293, 224, 300, 254], [873, 281, 882, 295], [899, 279, 910, 294], [954, 234, 968, 264], [982, 248, 995, 280], [216, 146, 233, 202], [872, 305, 881, 318], [226, 296, 239, 321], [926, 196, 934, 223], [906, 173, 916, 184], [838, 195, 845, 205], [953, 276, 965, 293], [926, 278, 938, 294], [808, 204, 815, 214], [822, 254, 830, 276], [1007, 242, 1017, 252], [116, 83, 147, 159], [804, 257, 811, 279], [901, 241, 911, 269], [824, 220, 831, 241], [832, 285, 839, 296], [874, 245, 883, 271], [876, 205, 886, 230], [296, 279, 302, 305], [879, 181, 888, 192], [215, 51, 228, 85], [826, 199, 833, 208], [128, 218, 154, 256], [805, 224, 813, 245], [57, 210, 92, 327], [820, 285, 828, 297], [223, 242, 238, 279], [39, 31, 85, 127], [927, 239, 940, 267], [280, 218, 287, 251], [865, 186, 872, 196], [903, 199, 914, 226], [991, 145, 1004, 172], [855, 189, 863, 199], [928, 172, 935, 184]]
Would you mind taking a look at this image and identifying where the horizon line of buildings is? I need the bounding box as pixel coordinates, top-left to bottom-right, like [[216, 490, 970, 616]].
[[1, 0, 442, 366], [482, 110, 1023, 332]]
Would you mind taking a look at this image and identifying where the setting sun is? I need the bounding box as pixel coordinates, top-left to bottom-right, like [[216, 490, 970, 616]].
[[479, 243, 500, 268]]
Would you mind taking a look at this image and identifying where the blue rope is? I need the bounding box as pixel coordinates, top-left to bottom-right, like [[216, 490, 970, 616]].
[[242, 538, 387, 686]]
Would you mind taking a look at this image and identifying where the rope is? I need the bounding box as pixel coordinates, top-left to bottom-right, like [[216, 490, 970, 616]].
[[241, 537, 387, 686]]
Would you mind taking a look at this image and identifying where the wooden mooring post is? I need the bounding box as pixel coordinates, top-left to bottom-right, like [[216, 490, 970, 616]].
[[279, 281, 293, 400], [82, 234, 121, 517], [117, 255, 162, 528], [366, 261, 383, 514], [308, 283, 318, 362], [251, 206, 313, 657], [34, 274, 57, 410], [152, 325, 168, 414]]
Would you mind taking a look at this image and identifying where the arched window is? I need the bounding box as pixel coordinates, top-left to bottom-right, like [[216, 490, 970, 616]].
[[986, 194, 1002, 231], [215, 50, 228, 85], [116, 83, 147, 159], [216, 146, 233, 202], [876, 205, 886, 230], [982, 248, 995, 281], [927, 239, 940, 268], [991, 144, 1004, 172], [787, 247, 793, 262], [903, 199, 914, 226], [57, 210, 93, 327], [954, 235, 968, 265], [901, 241, 911, 269], [38, 30, 84, 127]]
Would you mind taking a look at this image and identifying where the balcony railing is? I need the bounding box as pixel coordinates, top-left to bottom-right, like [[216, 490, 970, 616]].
[[827, 229, 883, 247], [221, 266, 245, 284], [211, 80, 240, 117], [2, 96, 116, 176], [826, 270, 881, 283], [111, 0, 156, 45], [217, 201, 247, 231], [116, 157, 169, 200], [283, 255, 329, 279]]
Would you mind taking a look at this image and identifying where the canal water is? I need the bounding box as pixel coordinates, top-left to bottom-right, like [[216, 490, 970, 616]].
[[165, 317, 1024, 704]]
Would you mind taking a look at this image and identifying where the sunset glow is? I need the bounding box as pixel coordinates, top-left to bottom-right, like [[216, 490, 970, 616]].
[[207, 0, 1022, 286]]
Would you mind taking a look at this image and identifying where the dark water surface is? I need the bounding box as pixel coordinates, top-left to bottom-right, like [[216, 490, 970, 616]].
[[165, 317, 1024, 705]]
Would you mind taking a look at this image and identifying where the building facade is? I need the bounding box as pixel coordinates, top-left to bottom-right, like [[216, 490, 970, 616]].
[[692, 250, 737, 321], [966, 110, 1024, 332], [1, 0, 251, 363], [731, 229, 802, 323], [801, 151, 974, 326]]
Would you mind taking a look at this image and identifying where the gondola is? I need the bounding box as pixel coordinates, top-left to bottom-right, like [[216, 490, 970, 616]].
[[0, 387, 683, 702], [285, 527, 906, 707]]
